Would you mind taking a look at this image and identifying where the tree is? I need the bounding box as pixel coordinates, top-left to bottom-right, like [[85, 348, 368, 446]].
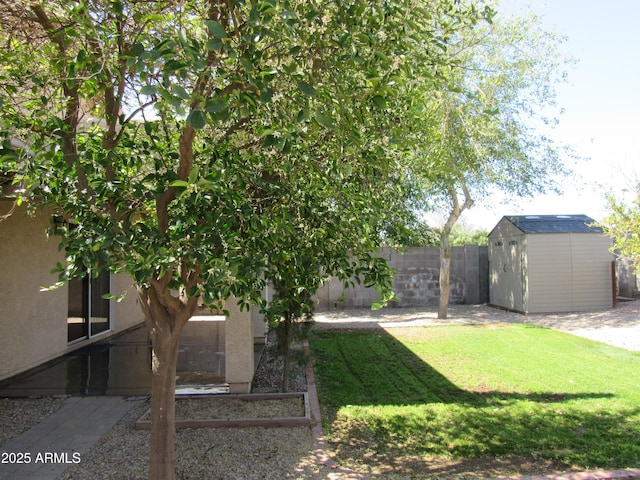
[[600, 188, 640, 272], [406, 7, 573, 318], [448, 225, 488, 246], [0, 1, 485, 477], [260, 171, 398, 391]]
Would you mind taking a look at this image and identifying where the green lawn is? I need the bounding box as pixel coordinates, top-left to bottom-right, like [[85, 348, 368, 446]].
[[310, 324, 640, 473]]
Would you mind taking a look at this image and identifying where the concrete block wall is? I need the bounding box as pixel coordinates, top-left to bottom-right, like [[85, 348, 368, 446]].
[[314, 245, 490, 311], [616, 257, 639, 299]]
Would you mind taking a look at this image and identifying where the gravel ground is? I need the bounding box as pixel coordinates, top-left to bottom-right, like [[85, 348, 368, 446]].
[[314, 299, 640, 351], [0, 396, 67, 449], [154, 396, 306, 421], [1, 302, 638, 479], [57, 401, 329, 480], [57, 339, 332, 480]]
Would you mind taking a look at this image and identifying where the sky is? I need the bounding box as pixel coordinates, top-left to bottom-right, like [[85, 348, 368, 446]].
[[457, 0, 640, 231]]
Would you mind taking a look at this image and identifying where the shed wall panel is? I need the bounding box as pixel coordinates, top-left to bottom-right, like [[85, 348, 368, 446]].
[[488, 219, 525, 311], [568, 233, 613, 310], [525, 233, 612, 312], [525, 235, 573, 313], [488, 216, 613, 314]]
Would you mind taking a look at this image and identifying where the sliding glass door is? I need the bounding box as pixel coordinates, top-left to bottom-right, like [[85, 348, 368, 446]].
[[67, 266, 111, 343]]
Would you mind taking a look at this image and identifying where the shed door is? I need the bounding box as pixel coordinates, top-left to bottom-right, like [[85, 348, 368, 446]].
[[490, 238, 524, 312]]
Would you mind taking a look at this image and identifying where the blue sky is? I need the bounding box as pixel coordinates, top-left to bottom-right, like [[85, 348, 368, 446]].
[[460, 0, 640, 230]]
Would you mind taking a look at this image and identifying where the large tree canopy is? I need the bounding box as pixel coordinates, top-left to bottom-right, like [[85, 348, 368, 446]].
[[403, 7, 574, 317], [600, 188, 640, 273], [0, 1, 490, 478]]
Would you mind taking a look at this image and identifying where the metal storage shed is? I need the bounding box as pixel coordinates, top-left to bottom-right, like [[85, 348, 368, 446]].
[[488, 214, 614, 314]]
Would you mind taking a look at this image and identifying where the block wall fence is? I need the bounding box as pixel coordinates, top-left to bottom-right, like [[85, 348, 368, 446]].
[[314, 245, 489, 311], [314, 245, 638, 311]]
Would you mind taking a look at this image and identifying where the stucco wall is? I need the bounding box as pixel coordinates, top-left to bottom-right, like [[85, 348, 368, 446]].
[[0, 204, 68, 380], [0, 204, 144, 381], [111, 273, 145, 333]]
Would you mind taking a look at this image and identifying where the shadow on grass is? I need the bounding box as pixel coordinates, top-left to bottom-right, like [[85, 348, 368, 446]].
[[310, 328, 640, 470], [310, 328, 615, 407]]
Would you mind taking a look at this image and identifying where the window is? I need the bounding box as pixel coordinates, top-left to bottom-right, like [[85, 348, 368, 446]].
[[67, 264, 111, 343]]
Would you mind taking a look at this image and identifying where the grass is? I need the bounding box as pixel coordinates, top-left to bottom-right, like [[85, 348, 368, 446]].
[[310, 324, 640, 474]]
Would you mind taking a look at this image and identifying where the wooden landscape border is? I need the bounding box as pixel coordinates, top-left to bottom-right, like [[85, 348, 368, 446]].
[[135, 392, 310, 430]]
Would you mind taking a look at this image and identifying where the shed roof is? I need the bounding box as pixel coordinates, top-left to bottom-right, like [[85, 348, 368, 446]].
[[493, 214, 603, 234]]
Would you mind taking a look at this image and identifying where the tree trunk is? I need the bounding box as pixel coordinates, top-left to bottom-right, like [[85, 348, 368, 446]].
[[148, 327, 181, 480], [281, 315, 291, 393], [138, 283, 196, 480], [438, 232, 452, 319], [438, 183, 474, 319]]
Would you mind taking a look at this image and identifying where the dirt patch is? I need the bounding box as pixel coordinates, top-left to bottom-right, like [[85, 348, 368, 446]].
[[328, 447, 582, 479], [135, 393, 309, 430], [323, 425, 584, 479]]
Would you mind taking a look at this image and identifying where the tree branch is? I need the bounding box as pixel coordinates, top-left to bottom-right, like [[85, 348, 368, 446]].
[[30, 4, 88, 192]]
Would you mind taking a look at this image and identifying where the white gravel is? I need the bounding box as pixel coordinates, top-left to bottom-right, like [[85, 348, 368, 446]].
[[314, 299, 640, 351], [57, 401, 330, 480], [0, 396, 67, 449]]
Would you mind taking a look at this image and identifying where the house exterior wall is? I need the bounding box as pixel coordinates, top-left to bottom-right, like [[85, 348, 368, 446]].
[[111, 271, 145, 334], [488, 219, 525, 312], [0, 205, 143, 382], [0, 204, 68, 380]]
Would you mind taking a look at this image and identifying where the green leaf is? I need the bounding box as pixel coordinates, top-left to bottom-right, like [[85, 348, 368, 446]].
[[206, 38, 223, 51], [178, 29, 189, 48], [169, 180, 189, 187], [371, 95, 387, 110], [186, 110, 207, 130], [171, 84, 191, 100], [188, 166, 200, 183], [344, 164, 353, 177], [140, 85, 157, 96], [129, 42, 145, 57], [240, 57, 254, 73], [259, 128, 277, 138], [204, 98, 227, 113], [280, 10, 297, 20], [206, 20, 228, 39], [315, 113, 334, 130], [296, 109, 310, 123], [356, 32, 371, 45], [262, 135, 277, 148], [298, 81, 316, 97], [260, 88, 274, 102]]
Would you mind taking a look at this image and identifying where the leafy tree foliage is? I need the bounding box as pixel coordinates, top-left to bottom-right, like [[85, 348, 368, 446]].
[[405, 7, 574, 318], [600, 189, 640, 273], [449, 227, 488, 246], [0, 1, 489, 477]]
